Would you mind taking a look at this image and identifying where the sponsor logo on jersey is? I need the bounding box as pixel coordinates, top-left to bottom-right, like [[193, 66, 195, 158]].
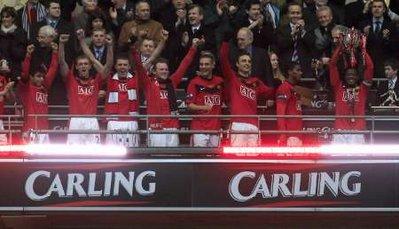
[[118, 83, 128, 92], [160, 90, 169, 100], [35, 92, 48, 104], [240, 85, 256, 100], [78, 85, 95, 95], [204, 95, 221, 106]]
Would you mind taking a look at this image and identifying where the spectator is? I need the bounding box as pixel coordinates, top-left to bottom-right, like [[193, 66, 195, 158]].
[[234, 0, 275, 50], [259, 0, 281, 29], [329, 34, 374, 144], [276, 2, 313, 78], [229, 27, 273, 86], [85, 9, 112, 38], [360, 0, 396, 78], [131, 36, 201, 147], [0, 7, 27, 81], [118, 0, 163, 48], [186, 51, 224, 147], [89, 28, 109, 65], [17, 0, 47, 40], [220, 39, 274, 147], [108, 0, 134, 38], [308, 6, 335, 59], [276, 61, 305, 147], [73, 0, 99, 31], [59, 31, 113, 144], [19, 42, 58, 143], [32, 0, 75, 61], [29, 25, 57, 75], [377, 58, 399, 106], [269, 51, 285, 87]]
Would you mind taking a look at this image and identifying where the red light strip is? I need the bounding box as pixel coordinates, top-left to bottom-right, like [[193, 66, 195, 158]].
[[223, 145, 399, 157]]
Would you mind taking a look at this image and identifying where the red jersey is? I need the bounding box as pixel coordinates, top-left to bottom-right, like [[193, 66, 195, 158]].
[[132, 46, 197, 129], [105, 72, 138, 121], [276, 81, 303, 137], [186, 75, 224, 130], [329, 47, 374, 130], [19, 51, 58, 131], [220, 42, 274, 127], [66, 71, 102, 115], [0, 75, 8, 115]]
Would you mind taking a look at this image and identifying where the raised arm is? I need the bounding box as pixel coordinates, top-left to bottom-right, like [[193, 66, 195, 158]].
[[58, 34, 71, 82], [103, 35, 114, 79], [130, 43, 151, 90], [362, 51, 374, 85], [220, 41, 235, 82], [21, 44, 35, 82], [44, 42, 59, 88], [329, 45, 342, 88], [144, 30, 168, 70], [170, 38, 201, 88], [76, 29, 106, 76]]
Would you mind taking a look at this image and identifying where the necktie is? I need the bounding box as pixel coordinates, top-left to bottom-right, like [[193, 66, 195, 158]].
[[389, 80, 394, 89], [95, 49, 102, 60], [374, 21, 381, 33], [292, 26, 299, 62]]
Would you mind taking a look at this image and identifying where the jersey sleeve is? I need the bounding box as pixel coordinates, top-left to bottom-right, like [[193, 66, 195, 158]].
[[170, 46, 197, 88], [44, 51, 59, 88], [257, 80, 275, 99], [276, 85, 291, 131], [329, 46, 342, 88]]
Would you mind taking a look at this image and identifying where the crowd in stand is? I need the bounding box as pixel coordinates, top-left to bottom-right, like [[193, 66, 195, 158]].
[[0, 0, 398, 147]]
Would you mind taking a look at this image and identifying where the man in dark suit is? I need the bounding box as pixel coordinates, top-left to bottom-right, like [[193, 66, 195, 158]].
[[90, 28, 108, 65], [378, 59, 399, 106], [109, 0, 135, 38], [174, 4, 217, 83], [32, 0, 75, 61], [276, 2, 313, 78], [229, 27, 273, 87], [233, 0, 275, 50], [360, 0, 396, 78]]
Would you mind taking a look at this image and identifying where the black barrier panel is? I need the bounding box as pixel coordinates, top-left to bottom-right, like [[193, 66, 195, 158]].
[[193, 163, 396, 207], [0, 160, 398, 210]]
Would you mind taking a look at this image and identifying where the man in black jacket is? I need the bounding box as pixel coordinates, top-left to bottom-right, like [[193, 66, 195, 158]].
[[378, 59, 399, 106], [359, 0, 396, 78], [276, 2, 313, 78]]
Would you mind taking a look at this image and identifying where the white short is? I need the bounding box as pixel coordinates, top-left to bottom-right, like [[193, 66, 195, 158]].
[[106, 121, 139, 147], [192, 134, 220, 147], [27, 132, 50, 144], [67, 117, 100, 145], [0, 120, 7, 145], [149, 128, 179, 147], [332, 134, 365, 144], [230, 122, 259, 147]]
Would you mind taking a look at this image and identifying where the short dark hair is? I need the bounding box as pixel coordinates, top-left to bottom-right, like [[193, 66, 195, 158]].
[[115, 53, 130, 62], [235, 50, 251, 63], [246, 0, 261, 10], [286, 2, 302, 12], [0, 7, 17, 21], [153, 57, 169, 67], [384, 59, 399, 71], [282, 61, 301, 76], [187, 4, 203, 15], [29, 64, 47, 76], [47, 0, 60, 8], [135, 0, 151, 10]]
